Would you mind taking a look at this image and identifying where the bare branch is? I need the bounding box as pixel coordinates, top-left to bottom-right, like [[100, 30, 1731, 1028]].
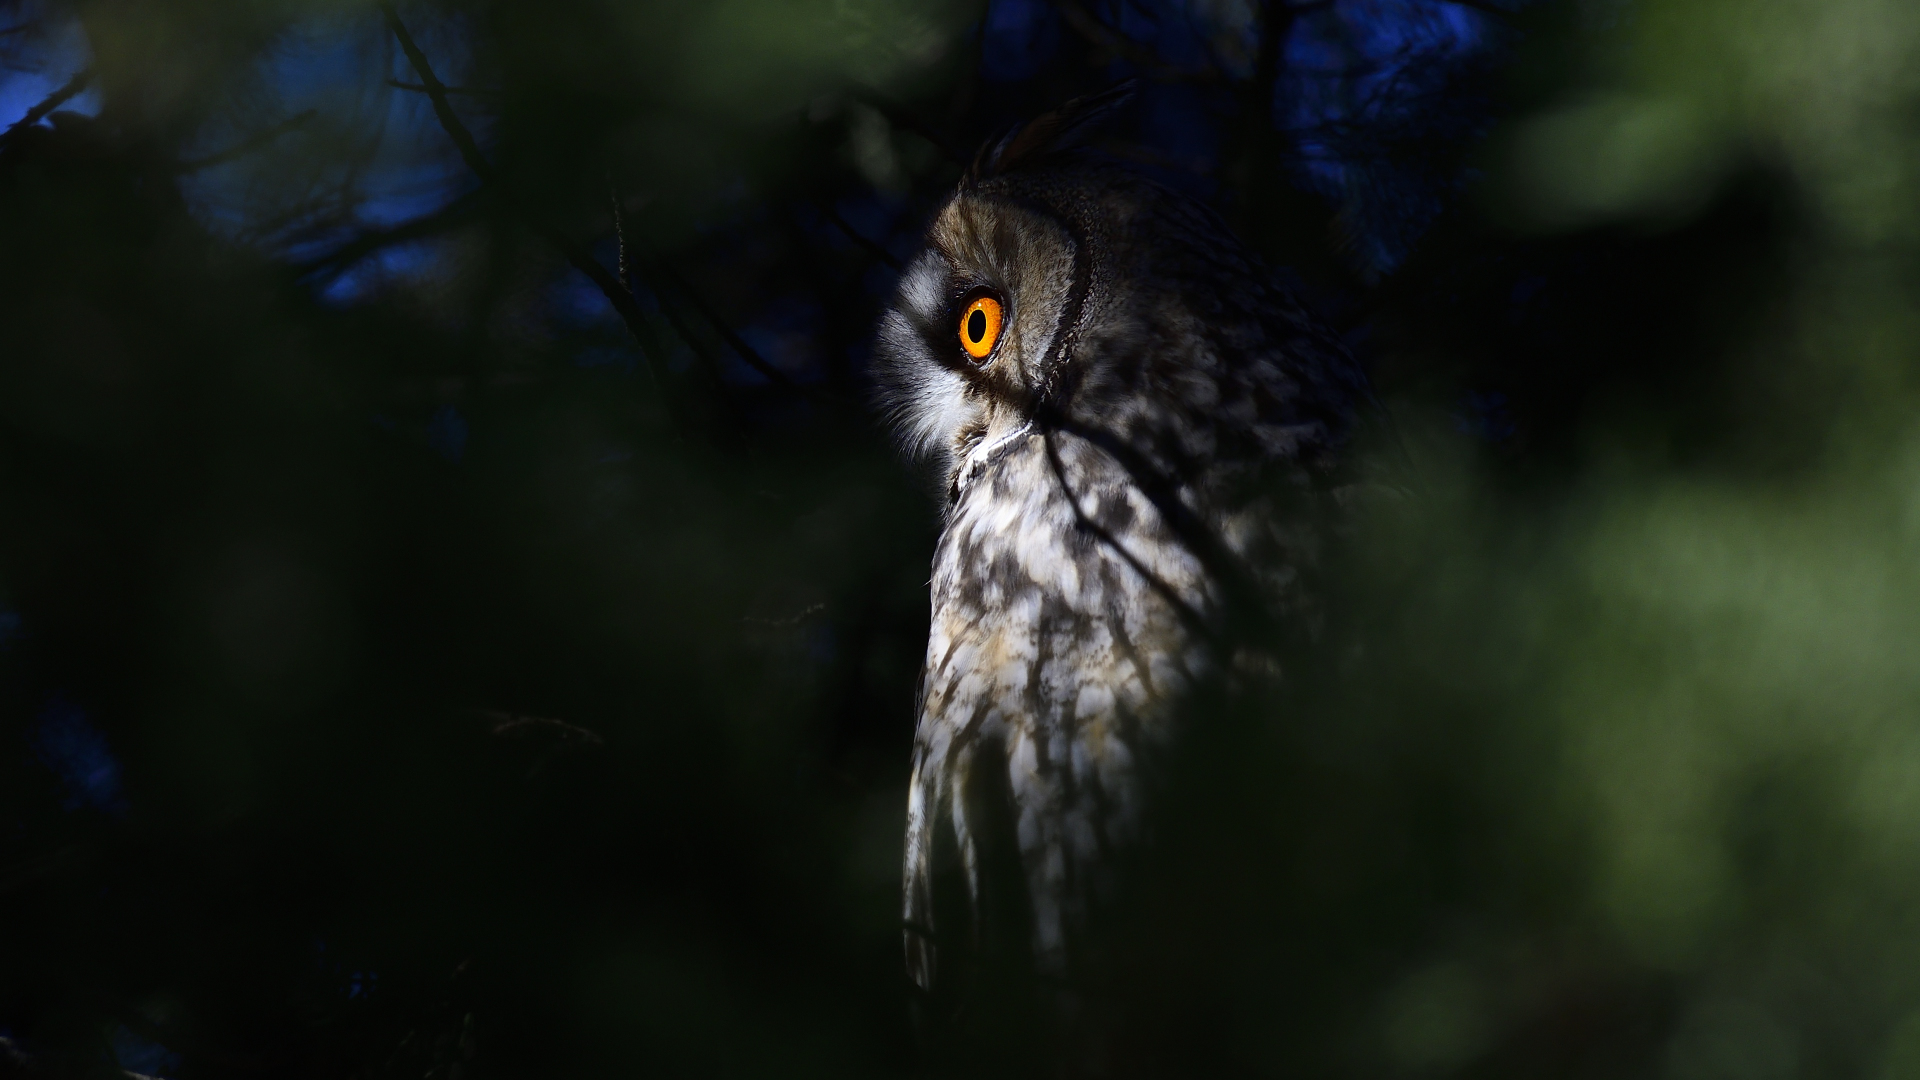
[[1052, 1, 1222, 85], [603, 186, 759, 386], [1174, 0, 1237, 86], [0, 67, 91, 150], [381, 4, 684, 394], [1044, 408, 1282, 646], [1433, 0, 1518, 18], [608, 177, 630, 293], [646, 283, 730, 381], [653, 263, 798, 390], [174, 109, 317, 173], [819, 201, 902, 271], [1041, 428, 1216, 644], [387, 78, 497, 97], [295, 188, 486, 279], [611, 179, 798, 391], [379, 7, 493, 181], [382, 5, 825, 404]]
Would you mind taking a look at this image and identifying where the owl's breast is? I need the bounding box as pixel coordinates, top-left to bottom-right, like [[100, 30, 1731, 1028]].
[[925, 432, 1209, 728], [909, 429, 1219, 962]]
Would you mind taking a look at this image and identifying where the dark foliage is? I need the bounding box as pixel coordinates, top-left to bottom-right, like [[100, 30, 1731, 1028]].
[[4, 0, 1918, 1076]]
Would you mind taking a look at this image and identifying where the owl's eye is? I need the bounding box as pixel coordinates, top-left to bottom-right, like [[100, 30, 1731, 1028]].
[[959, 295, 1004, 361]]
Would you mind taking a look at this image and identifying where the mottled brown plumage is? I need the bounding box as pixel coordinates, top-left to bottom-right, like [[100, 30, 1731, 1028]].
[[875, 85, 1363, 996]]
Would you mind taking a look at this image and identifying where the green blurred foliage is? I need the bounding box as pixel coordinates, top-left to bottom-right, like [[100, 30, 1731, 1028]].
[[4, 0, 1920, 1076]]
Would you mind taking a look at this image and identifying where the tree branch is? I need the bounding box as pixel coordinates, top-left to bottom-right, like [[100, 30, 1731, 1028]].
[[1174, 0, 1237, 85], [652, 263, 797, 389], [1041, 428, 1217, 645], [380, 4, 681, 391], [383, 4, 821, 401], [380, 7, 493, 181], [818, 201, 902, 271], [608, 178, 631, 293], [1251, 0, 1289, 127], [387, 78, 496, 97], [174, 109, 317, 173], [1052, 1, 1222, 85], [0, 67, 91, 150], [1046, 413, 1282, 646], [295, 188, 487, 279], [1433, 0, 1518, 18]]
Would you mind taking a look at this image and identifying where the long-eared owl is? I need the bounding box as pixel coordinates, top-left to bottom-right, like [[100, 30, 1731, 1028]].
[[875, 84, 1365, 995]]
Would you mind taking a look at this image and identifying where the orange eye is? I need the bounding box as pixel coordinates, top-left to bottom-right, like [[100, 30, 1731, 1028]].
[[959, 295, 1003, 361]]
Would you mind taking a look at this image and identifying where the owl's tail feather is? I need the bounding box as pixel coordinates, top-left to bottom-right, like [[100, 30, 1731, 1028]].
[[904, 726, 1034, 1010], [903, 733, 988, 999], [901, 743, 947, 993]]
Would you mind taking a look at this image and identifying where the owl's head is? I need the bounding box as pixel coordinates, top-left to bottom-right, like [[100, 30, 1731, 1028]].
[[873, 82, 1190, 487]]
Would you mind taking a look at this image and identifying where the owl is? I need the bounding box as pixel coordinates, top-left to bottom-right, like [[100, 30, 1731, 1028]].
[[874, 84, 1365, 998]]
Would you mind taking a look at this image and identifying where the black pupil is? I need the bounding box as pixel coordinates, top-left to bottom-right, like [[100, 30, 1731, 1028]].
[[967, 309, 987, 343]]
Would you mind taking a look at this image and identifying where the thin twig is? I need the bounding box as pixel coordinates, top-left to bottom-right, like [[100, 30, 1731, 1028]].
[[1434, 0, 1518, 17], [1045, 411, 1280, 645], [647, 285, 731, 381], [604, 198, 752, 384], [1053, 0, 1221, 85], [652, 262, 798, 389], [295, 187, 486, 278], [381, 4, 677, 392], [387, 78, 497, 97], [1041, 429, 1216, 644], [818, 201, 902, 270], [379, 7, 493, 180], [593, 190, 744, 391], [1175, 0, 1237, 85], [382, 4, 823, 405], [174, 109, 317, 173], [0, 67, 90, 149], [608, 176, 630, 293]]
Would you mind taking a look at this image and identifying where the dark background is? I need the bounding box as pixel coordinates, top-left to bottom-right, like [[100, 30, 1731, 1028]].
[[5, 0, 1920, 1076]]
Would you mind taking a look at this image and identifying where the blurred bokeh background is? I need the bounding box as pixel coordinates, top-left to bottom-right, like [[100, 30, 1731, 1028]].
[[4, 0, 1920, 1075]]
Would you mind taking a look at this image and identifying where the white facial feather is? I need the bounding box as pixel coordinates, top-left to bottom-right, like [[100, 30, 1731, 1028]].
[[873, 198, 1080, 488], [873, 250, 982, 477]]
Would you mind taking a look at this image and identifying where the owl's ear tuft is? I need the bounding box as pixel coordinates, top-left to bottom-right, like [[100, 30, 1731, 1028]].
[[969, 79, 1138, 180]]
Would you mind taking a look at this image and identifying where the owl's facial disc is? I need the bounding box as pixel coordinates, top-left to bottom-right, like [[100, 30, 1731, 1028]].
[[873, 191, 1080, 483]]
